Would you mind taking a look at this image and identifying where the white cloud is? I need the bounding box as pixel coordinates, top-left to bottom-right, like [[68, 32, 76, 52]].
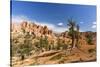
[[12, 15, 30, 23], [53, 27, 67, 33], [91, 21, 96, 29], [79, 29, 84, 32], [12, 15, 67, 33], [35, 21, 67, 33], [57, 22, 63, 26], [80, 22, 84, 24], [92, 25, 96, 28], [93, 21, 96, 25]]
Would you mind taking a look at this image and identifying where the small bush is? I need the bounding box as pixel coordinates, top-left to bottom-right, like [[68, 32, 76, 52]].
[[86, 34, 93, 45], [88, 49, 96, 53]]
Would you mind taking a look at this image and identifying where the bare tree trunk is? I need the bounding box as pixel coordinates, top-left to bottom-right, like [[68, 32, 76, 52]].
[[72, 34, 75, 48]]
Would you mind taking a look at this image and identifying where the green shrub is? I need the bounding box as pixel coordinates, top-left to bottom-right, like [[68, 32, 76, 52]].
[[86, 34, 93, 45]]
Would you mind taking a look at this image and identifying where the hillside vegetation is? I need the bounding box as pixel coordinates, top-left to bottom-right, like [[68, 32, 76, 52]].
[[11, 20, 96, 67]]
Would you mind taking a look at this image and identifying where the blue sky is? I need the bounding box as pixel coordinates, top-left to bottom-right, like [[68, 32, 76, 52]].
[[11, 1, 96, 32]]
